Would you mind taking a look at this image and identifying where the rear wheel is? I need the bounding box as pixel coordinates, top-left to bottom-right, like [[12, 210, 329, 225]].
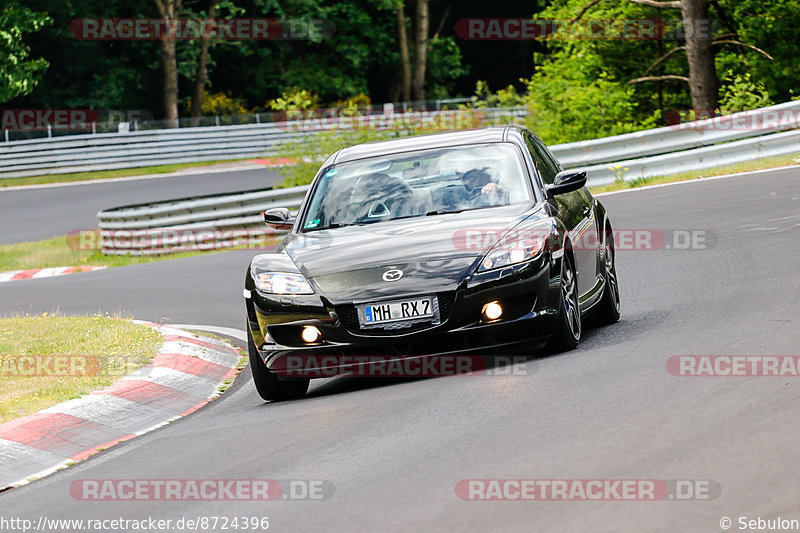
[[547, 253, 581, 352], [594, 229, 621, 325], [248, 326, 309, 402]]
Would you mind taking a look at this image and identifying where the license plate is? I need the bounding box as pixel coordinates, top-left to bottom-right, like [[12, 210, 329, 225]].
[[361, 297, 434, 325]]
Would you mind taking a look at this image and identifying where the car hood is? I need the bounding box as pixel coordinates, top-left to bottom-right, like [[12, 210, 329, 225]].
[[281, 206, 530, 303]]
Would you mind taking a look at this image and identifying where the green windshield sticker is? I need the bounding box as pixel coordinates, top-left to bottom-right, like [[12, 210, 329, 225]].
[[325, 169, 339, 177], [305, 219, 321, 228]]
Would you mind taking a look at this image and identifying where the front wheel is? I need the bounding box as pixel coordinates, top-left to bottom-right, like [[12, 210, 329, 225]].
[[546, 253, 581, 352], [248, 326, 309, 402]]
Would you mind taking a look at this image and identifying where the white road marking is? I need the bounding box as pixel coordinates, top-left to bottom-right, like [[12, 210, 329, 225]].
[[0, 164, 267, 192], [171, 324, 248, 342], [595, 164, 800, 197]]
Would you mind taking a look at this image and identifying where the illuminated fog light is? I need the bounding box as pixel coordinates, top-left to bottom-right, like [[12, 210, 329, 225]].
[[482, 301, 503, 321], [301, 326, 322, 343]]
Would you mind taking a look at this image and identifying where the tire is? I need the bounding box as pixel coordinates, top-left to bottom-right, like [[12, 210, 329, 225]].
[[546, 252, 581, 352], [594, 229, 621, 326], [248, 325, 309, 402]]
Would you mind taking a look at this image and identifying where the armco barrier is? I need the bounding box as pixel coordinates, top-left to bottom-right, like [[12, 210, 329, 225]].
[[0, 108, 524, 178], [5, 101, 800, 179], [97, 186, 309, 255], [552, 99, 800, 168], [582, 127, 800, 186]]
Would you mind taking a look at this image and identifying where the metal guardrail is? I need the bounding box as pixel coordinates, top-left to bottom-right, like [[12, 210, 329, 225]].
[[97, 185, 309, 255], [552, 100, 800, 168], [0, 108, 523, 178], [6, 101, 800, 179], [583, 127, 800, 186]]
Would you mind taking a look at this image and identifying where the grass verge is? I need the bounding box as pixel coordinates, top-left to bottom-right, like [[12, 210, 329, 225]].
[[0, 235, 212, 272], [589, 152, 800, 195], [0, 159, 254, 188], [0, 313, 163, 423]]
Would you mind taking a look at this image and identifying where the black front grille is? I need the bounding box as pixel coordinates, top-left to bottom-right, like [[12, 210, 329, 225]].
[[336, 292, 457, 335]]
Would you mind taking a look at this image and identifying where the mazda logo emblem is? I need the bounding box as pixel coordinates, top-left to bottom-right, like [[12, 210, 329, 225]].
[[382, 269, 403, 282]]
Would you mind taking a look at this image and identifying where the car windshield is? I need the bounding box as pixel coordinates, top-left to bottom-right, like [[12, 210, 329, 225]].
[[300, 143, 531, 231]]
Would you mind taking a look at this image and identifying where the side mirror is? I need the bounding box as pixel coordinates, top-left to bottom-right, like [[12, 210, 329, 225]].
[[263, 207, 295, 230], [546, 170, 587, 198]]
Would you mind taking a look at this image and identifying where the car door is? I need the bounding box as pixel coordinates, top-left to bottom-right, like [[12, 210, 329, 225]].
[[524, 133, 598, 297]]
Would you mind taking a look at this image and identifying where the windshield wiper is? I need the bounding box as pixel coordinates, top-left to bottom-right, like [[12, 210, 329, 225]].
[[305, 222, 362, 232], [426, 209, 463, 216]]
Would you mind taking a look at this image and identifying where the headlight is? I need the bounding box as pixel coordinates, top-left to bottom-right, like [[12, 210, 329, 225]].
[[253, 272, 314, 295], [478, 225, 551, 272]]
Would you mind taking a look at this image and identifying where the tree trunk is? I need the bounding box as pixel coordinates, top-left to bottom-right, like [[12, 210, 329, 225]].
[[395, 4, 411, 102], [159, 38, 179, 125], [412, 0, 429, 103], [191, 1, 218, 118], [154, 0, 181, 126], [681, 0, 718, 112]]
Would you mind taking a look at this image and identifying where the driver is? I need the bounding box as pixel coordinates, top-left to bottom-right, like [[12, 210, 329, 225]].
[[461, 167, 508, 207]]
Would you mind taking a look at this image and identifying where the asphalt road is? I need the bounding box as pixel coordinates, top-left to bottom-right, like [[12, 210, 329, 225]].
[[1, 167, 800, 532], [0, 167, 282, 245]]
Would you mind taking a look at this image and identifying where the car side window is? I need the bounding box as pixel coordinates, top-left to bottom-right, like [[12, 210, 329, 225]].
[[525, 134, 558, 185]]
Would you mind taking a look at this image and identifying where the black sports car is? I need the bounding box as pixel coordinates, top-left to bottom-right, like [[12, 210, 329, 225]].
[[244, 126, 620, 401]]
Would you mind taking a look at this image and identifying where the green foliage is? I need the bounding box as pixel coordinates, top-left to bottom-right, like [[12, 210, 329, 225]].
[[425, 36, 469, 100], [200, 91, 252, 115], [718, 72, 773, 112], [524, 66, 659, 145], [330, 93, 372, 115], [470, 80, 525, 109], [0, 0, 52, 102], [268, 88, 319, 111]]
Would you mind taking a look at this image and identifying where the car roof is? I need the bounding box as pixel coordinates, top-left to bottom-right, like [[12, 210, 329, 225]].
[[330, 126, 523, 165]]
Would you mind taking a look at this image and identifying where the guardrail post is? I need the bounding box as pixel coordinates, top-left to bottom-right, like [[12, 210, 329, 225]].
[[215, 116, 220, 127], [4, 129, 8, 142], [47, 125, 52, 138], [92, 122, 96, 134]]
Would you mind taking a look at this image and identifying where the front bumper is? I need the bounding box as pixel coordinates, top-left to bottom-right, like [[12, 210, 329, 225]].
[[245, 253, 563, 377]]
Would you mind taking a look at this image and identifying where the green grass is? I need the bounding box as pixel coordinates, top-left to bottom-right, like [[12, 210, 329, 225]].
[[589, 151, 800, 195], [0, 313, 163, 423], [0, 159, 254, 188], [0, 235, 211, 272]]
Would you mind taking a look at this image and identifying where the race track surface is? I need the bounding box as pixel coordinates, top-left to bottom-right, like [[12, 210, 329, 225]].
[[1, 167, 799, 532], [0, 167, 282, 245]]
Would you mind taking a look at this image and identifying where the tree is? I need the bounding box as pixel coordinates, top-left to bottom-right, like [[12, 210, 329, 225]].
[[153, 0, 181, 125], [190, 0, 218, 118], [628, 0, 718, 111], [411, 0, 428, 101], [0, 1, 51, 103], [395, 2, 411, 101]]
